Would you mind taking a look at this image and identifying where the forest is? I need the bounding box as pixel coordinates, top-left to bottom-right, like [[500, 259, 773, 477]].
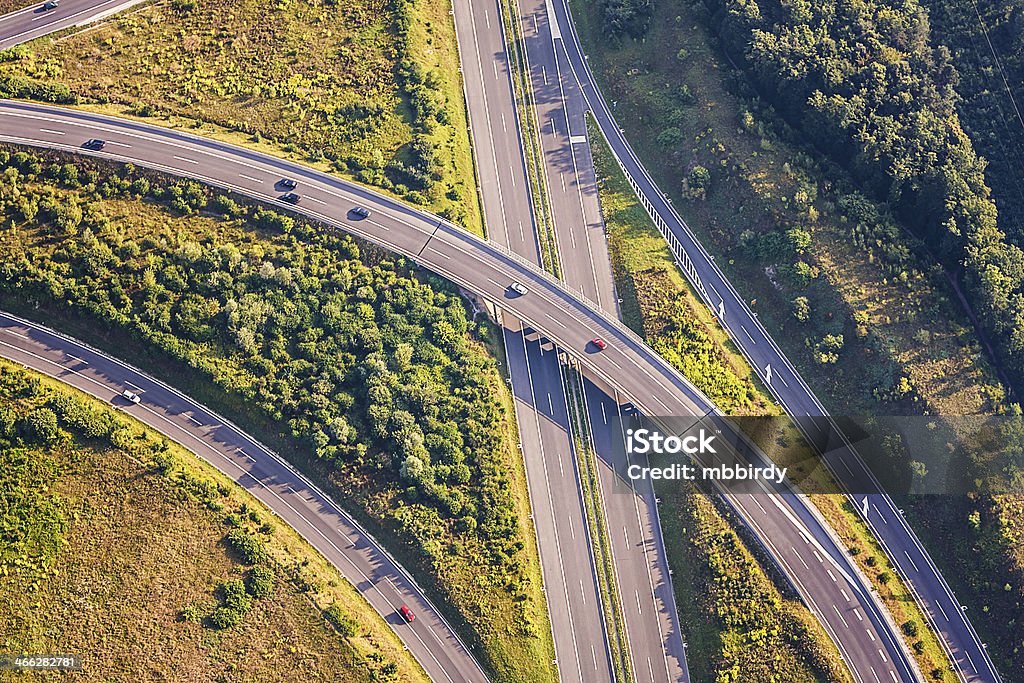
[[0, 146, 554, 682], [704, 0, 1024, 391], [922, 0, 1024, 246]]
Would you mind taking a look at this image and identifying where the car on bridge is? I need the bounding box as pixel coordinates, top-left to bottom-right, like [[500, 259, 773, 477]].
[[399, 605, 415, 623]]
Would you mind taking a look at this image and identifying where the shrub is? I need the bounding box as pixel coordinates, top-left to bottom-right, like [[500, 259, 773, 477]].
[[18, 407, 62, 446], [218, 579, 253, 613], [247, 565, 276, 599], [324, 603, 359, 637], [208, 606, 245, 629], [683, 165, 711, 199], [225, 528, 267, 565]]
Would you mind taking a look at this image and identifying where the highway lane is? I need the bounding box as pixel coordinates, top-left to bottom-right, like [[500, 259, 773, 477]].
[[454, 0, 683, 679], [547, 0, 1001, 680], [451, 0, 615, 679], [0, 0, 144, 50], [0, 310, 487, 683], [514, 1, 689, 681], [0, 101, 915, 682]]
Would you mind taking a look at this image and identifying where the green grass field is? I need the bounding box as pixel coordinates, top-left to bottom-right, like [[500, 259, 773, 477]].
[[0, 0, 483, 233], [0, 360, 429, 683]]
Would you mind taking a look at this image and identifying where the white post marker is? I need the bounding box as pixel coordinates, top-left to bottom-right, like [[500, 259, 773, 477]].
[[764, 363, 772, 386], [861, 496, 869, 517], [717, 300, 725, 319]]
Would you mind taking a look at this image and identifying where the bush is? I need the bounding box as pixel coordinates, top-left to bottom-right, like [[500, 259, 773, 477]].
[[683, 165, 711, 199], [792, 296, 811, 322], [218, 579, 253, 613], [208, 605, 245, 629], [324, 603, 358, 637], [246, 565, 276, 599], [225, 528, 267, 565], [18, 407, 62, 446]]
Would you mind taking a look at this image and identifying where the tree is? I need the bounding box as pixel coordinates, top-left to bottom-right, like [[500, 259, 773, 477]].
[[684, 165, 711, 200], [19, 407, 62, 446], [792, 296, 811, 322]]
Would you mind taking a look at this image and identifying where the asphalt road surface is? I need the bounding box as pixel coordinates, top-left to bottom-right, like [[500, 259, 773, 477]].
[[0, 310, 488, 683], [547, 0, 1002, 680], [0, 0, 143, 50], [512, 1, 688, 680], [0, 2, 997, 682], [451, 0, 688, 679]]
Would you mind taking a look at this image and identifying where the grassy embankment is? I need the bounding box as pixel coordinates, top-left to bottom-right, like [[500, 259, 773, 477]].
[[0, 0, 483, 234], [0, 359, 428, 683], [0, 147, 557, 683], [587, 115, 850, 682]]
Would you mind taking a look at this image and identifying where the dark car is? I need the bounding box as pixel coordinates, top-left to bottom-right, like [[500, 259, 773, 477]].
[[349, 206, 371, 220], [83, 138, 105, 150], [281, 192, 301, 204], [398, 605, 415, 623], [42, 0, 59, 9], [590, 338, 607, 351], [279, 178, 297, 190]]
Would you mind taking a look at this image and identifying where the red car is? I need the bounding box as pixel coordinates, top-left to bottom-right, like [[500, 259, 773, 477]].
[[399, 605, 415, 623], [591, 338, 607, 351]]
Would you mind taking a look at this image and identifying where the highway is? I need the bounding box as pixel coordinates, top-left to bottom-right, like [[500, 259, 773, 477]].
[[0, 9, 932, 683], [451, 0, 615, 678], [511, 0, 689, 680], [0, 310, 487, 683], [0, 99, 920, 683], [546, 0, 1002, 680], [0, 0, 143, 50], [453, 1, 688, 680], [0, 1, 996, 679]]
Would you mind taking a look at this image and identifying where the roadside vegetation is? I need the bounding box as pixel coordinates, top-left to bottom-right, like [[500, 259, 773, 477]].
[[575, 0, 1024, 676], [901, 1, 1024, 673], [589, 119, 851, 680], [0, 146, 557, 683], [0, 0, 482, 233], [0, 360, 428, 682]]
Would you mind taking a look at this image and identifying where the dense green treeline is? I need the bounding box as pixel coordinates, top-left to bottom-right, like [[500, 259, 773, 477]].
[[921, 0, 1024, 245], [0, 147, 555, 682], [703, 0, 1024, 388]]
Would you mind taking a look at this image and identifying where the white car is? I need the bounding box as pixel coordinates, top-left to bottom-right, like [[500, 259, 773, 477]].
[[509, 282, 528, 296], [122, 389, 141, 404]]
